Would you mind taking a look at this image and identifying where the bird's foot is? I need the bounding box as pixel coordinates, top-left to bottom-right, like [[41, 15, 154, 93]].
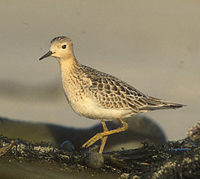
[[82, 132, 105, 149]]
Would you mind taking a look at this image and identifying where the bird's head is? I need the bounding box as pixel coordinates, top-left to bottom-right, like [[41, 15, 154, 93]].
[[39, 36, 74, 61]]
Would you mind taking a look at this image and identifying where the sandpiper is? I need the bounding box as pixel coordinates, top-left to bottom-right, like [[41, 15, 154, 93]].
[[39, 36, 184, 153]]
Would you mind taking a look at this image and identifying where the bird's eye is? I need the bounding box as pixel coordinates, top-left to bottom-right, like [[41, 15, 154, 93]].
[[62, 45, 67, 49]]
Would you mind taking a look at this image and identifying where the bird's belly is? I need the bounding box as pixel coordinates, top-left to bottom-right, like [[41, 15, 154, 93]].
[[69, 97, 132, 120], [62, 79, 132, 120]]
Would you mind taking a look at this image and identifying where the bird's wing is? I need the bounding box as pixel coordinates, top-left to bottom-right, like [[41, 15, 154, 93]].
[[82, 65, 184, 113], [82, 65, 150, 112]]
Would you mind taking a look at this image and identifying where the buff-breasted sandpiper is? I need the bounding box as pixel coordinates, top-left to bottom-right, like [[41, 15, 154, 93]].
[[39, 36, 184, 153]]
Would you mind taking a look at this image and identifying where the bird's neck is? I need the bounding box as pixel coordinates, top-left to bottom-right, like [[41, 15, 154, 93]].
[[59, 56, 82, 79], [60, 55, 79, 70], [59, 56, 83, 96]]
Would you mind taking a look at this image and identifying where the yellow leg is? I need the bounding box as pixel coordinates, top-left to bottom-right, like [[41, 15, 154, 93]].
[[99, 121, 108, 154], [82, 118, 128, 153]]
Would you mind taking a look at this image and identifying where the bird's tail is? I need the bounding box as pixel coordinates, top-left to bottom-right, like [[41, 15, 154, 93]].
[[140, 96, 185, 111]]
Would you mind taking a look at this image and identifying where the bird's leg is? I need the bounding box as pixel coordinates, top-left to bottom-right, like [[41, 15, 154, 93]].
[[99, 120, 108, 154], [82, 118, 128, 153]]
